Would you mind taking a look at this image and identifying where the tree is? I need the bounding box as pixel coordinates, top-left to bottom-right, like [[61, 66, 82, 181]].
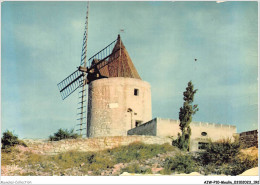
[[49, 128, 79, 141], [177, 81, 199, 151], [1, 130, 27, 149]]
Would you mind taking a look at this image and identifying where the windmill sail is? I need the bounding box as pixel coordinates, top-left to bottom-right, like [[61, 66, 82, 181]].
[[57, 70, 84, 100], [57, 35, 140, 100], [87, 38, 120, 71], [80, 3, 89, 67], [77, 1, 89, 136]]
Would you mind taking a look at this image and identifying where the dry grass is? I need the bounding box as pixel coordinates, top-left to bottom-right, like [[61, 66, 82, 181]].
[[3, 141, 256, 176], [1, 142, 176, 176], [239, 147, 258, 161]]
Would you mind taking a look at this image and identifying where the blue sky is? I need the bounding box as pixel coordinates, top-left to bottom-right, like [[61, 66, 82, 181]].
[[1, 1, 258, 139]]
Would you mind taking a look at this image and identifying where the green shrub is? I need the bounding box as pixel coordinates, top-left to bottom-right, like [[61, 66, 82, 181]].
[[121, 163, 142, 174], [145, 168, 152, 174], [196, 137, 258, 176], [49, 128, 79, 141], [197, 154, 258, 176], [200, 138, 240, 165], [1, 130, 27, 149], [226, 155, 258, 176], [172, 138, 179, 148], [51, 151, 115, 175], [108, 142, 175, 163], [206, 155, 259, 176], [202, 164, 218, 175], [2, 141, 178, 176], [121, 163, 152, 174], [162, 153, 197, 174]]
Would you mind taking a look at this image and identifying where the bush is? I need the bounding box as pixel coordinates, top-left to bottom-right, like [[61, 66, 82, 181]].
[[202, 164, 219, 175], [121, 163, 142, 174], [107, 142, 176, 163], [197, 153, 258, 176], [162, 153, 197, 174], [171, 138, 179, 148], [2, 140, 178, 176], [49, 128, 80, 141], [225, 154, 258, 176], [200, 138, 240, 165], [196, 138, 258, 176], [1, 130, 27, 149], [51, 150, 115, 175], [121, 163, 152, 174]]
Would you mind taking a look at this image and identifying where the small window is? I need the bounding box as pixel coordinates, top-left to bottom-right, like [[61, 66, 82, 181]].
[[201, 132, 207, 136], [134, 89, 139, 96], [135, 120, 142, 127], [198, 142, 208, 150]]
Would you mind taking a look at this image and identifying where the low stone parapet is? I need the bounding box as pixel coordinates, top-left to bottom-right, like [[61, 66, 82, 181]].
[[22, 136, 172, 155]]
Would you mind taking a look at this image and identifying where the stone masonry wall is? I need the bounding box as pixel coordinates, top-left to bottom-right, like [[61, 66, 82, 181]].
[[239, 130, 258, 148], [127, 118, 237, 151], [22, 136, 172, 155], [127, 118, 157, 136], [128, 118, 236, 141], [87, 78, 152, 137]]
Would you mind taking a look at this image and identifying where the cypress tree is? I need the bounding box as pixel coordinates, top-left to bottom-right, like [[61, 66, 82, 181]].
[[177, 81, 199, 151]]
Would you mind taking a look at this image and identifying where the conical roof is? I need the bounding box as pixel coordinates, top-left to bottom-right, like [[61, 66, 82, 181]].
[[98, 35, 141, 79]]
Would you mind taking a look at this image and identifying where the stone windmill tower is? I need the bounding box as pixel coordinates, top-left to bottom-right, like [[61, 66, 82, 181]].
[[57, 5, 151, 137], [86, 35, 152, 137]]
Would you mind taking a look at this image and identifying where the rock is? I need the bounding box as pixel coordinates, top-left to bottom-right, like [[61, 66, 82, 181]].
[[112, 163, 124, 175], [170, 172, 202, 176], [120, 172, 162, 176], [239, 167, 258, 176], [152, 167, 163, 173]]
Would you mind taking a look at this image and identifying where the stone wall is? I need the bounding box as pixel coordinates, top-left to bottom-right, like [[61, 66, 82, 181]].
[[23, 136, 172, 155], [127, 118, 157, 136], [156, 118, 180, 137], [127, 117, 237, 151], [239, 130, 258, 148], [87, 77, 152, 137]]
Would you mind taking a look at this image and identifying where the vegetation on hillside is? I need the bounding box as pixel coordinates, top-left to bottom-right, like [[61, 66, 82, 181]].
[[175, 81, 199, 151], [1, 139, 257, 176], [2, 142, 177, 176], [1, 130, 27, 150], [163, 138, 258, 176], [120, 163, 152, 174], [161, 153, 197, 174], [199, 138, 240, 165], [106, 142, 175, 163], [196, 138, 258, 175], [49, 128, 80, 141]]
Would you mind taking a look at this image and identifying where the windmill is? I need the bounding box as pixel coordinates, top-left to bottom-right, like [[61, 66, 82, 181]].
[[57, 3, 127, 136]]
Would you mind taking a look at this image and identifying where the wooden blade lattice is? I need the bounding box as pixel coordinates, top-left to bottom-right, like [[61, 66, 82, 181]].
[[57, 70, 84, 100], [87, 38, 120, 71]]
